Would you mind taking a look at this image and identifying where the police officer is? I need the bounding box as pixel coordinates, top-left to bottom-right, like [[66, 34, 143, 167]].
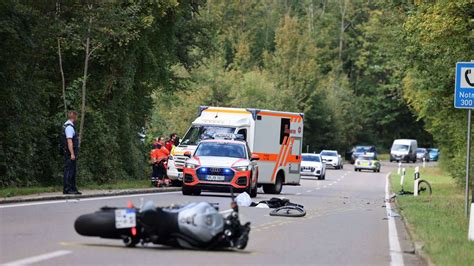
[[63, 111, 81, 195]]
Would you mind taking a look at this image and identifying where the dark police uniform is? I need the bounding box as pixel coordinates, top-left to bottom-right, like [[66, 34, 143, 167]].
[[63, 120, 79, 193]]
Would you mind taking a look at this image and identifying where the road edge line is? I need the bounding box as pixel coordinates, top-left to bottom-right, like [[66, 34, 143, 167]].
[[3, 250, 72, 266], [0, 191, 180, 209], [0, 187, 181, 205], [385, 172, 404, 266]]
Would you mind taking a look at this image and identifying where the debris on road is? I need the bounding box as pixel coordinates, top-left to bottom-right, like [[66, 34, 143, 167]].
[[249, 197, 306, 217]]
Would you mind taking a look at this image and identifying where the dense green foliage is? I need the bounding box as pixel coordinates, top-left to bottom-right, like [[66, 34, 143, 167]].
[[0, 0, 210, 186], [153, 1, 434, 151], [402, 0, 474, 182], [1, 1, 472, 187]]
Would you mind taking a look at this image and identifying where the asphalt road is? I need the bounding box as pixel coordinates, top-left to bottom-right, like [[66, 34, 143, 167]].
[[0, 162, 426, 265]]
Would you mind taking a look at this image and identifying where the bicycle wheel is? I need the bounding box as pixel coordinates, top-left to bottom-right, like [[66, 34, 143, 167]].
[[269, 206, 306, 217], [417, 180, 432, 196]]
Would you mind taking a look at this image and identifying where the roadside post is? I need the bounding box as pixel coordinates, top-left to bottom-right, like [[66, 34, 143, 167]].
[[454, 61, 474, 240], [400, 168, 405, 188], [423, 157, 426, 168], [397, 161, 402, 175], [414, 166, 420, 197]]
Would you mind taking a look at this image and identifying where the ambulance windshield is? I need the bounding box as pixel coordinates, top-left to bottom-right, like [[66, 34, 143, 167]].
[[181, 126, 236, 146]]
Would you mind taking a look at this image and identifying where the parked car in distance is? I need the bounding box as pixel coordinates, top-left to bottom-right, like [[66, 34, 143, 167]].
[[354, 153, 381, 172], [300, 153, 326, 180], [320, 150, 343, 169], [390, 139, 417, 163], [416, 148, 430, 162], [350, 145, 377, 164], [428, 148, 439, 161]]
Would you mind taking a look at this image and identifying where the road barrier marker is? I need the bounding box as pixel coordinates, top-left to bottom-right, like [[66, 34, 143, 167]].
[[469, 203, 474, 240]]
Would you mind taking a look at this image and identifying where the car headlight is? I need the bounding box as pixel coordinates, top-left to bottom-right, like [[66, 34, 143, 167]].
[[232, 165, 251, 172], [185, 163, 198, 169]]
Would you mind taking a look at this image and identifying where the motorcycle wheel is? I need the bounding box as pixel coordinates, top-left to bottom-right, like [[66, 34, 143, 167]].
[[75, 209, 123, 239]]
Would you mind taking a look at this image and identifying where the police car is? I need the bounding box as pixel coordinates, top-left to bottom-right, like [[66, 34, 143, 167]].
[[182, 134, 259, 197], [354, 153, 381, 172]]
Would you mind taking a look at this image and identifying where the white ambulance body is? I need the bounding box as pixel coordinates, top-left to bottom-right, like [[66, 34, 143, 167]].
[[167, 106, 304, 194]]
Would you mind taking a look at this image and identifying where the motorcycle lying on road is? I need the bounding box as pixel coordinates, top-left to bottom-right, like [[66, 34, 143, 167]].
[[74, 198, 250, 250]]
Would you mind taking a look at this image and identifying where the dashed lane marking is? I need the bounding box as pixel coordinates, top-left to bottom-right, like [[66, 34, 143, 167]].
[[3, 250, 72, 266]]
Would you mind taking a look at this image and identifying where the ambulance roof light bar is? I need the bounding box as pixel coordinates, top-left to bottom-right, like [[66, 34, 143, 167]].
[[201, 133, 245, 141]]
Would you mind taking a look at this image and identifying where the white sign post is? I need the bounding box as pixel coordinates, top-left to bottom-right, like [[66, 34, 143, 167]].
[[454, 62, 474, 240], [397, 161, 402, 175]]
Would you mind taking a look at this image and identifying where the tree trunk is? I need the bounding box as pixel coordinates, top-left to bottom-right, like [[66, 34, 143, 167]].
[[78, 18, 91, 147], [339, 0, 347, 60], [56, 0, 67, 117], [57, 39, 67, 117]]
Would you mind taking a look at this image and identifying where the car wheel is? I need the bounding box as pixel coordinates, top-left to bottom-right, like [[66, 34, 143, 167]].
[[263, 172, 283, 194], [182, 186, 193, 195], [192, 189, 201, 196], [171, 179, 182, 187]]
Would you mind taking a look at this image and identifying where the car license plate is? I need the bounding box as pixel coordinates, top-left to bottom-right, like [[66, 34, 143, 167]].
[[302, 169, 311, 172], [206, 175, 225, 181], [115, 209, 136, 229]]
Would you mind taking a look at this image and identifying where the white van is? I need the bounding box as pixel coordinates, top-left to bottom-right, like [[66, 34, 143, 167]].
[[390, 139, 418, 163], [168, 106, 304, 194]]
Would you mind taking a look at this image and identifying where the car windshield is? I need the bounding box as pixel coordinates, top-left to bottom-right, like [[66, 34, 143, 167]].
[[429, 149, 439, 153], [181, 126, 236, 146], [360, 156, 374, 160], [321, 151, 337, 156], [302, 155, 320, 162], [355, 146, 374, 153], [195, 142, 247, 159], [416, 148, 426, 153], [392, 144, 409, 152]]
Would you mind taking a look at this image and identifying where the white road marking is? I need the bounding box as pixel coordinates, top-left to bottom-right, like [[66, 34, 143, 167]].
[[385, 173, 404, 266], [306, 190, 312, 193], [296, 193, 302, 195], [3, 250, 72, 266], [0, 191, 180, 209]]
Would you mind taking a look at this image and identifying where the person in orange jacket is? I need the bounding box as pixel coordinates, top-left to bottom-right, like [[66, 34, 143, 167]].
[[150, 142, 170, 187], [165, 133, 177, 152]]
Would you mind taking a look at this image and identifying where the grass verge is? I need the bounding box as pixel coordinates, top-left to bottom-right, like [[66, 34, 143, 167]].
[[390, 166, 474, 265], [0, 179, 152, 198], [378, 153, 390, 161]]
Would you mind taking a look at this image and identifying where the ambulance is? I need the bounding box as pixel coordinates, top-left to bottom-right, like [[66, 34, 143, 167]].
[[167, 106, 304, 194]]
